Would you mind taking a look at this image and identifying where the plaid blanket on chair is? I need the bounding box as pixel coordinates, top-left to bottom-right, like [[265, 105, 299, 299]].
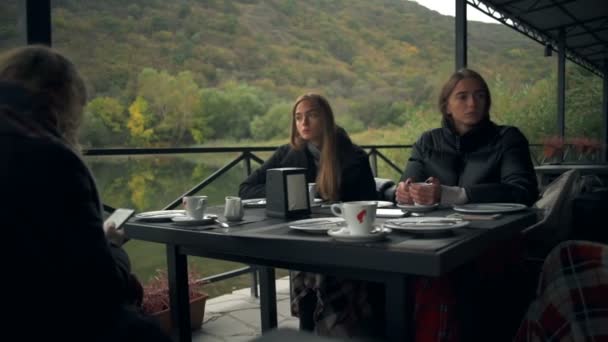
[[515, 240, 608, 341]]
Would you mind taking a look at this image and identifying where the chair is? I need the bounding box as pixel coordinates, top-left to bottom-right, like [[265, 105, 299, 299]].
[[374, 177, 396, 201], [522, 169, 582, 267]]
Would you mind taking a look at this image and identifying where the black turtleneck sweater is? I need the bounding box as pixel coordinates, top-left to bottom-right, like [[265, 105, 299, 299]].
[[400, 118, 539, 205]]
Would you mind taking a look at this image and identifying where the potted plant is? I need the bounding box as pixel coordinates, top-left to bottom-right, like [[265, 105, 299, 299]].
[[141, 268, 209, 334], [542, 136, 565, 164]]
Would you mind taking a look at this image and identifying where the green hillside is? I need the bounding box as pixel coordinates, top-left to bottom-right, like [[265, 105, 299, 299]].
[[0, 0, 603, 147]]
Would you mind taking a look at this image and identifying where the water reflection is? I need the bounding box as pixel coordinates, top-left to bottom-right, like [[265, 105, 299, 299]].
[[85, 154, 256, 297]]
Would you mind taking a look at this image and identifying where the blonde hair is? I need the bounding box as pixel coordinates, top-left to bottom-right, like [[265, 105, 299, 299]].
[[0, 45, 87, 148], [290, 93, 341, 201]]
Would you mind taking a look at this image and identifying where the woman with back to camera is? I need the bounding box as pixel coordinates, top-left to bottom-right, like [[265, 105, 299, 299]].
[[239, 93, 382, 337], [395, 68, 539, 341], [0, 45, 169, 342]]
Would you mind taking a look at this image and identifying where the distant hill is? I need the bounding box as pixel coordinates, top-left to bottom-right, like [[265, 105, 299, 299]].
[[1, 0, 601, 147]]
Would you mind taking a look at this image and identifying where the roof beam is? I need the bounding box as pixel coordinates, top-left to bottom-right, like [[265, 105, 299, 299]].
[[541, 15, 607, 32]]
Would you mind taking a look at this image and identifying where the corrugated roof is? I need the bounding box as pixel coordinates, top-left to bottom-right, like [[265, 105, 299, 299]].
[[470, 0, 608, 77]]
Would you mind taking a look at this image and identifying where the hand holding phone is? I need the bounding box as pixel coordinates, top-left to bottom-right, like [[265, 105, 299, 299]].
[[104, 208, 135, 246]]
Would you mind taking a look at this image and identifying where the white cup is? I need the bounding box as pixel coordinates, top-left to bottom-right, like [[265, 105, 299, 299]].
[[182, 196, 208, 220], [411, 182, 433, 206], [308, 183, 316, 207], [224, 196, 244, 222], [330, 201, 377, 235]]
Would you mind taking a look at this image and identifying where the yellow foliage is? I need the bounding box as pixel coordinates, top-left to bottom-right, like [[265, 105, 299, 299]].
[[128, 96, 154, 143]]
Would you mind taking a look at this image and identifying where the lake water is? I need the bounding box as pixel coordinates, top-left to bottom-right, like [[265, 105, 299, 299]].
[[85, 153, 284, 298]]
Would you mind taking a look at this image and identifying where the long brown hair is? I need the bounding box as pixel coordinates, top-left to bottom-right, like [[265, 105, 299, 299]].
[[438, 68, 492, 121], [290, 93, 341, 201], [0, 45, 87, 148]]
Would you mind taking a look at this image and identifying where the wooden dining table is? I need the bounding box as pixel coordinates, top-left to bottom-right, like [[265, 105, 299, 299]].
[[124, 204, 538, 342]]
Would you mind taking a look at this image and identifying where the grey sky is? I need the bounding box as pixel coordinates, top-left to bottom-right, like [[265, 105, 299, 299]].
[[411, 0, 499, 24]]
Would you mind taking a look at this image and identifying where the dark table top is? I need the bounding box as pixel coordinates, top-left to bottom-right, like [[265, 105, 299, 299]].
[[125, 205, 538, 278]]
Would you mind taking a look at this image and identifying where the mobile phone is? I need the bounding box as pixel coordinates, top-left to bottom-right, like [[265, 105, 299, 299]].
[[104, 208, 135, 230]]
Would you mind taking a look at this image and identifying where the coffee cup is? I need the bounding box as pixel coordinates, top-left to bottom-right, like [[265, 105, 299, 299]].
[[182, 195, 208, 220], [224, 196, 244, 222], [411, 182, 433, 206], [330, 201, 377, 235]]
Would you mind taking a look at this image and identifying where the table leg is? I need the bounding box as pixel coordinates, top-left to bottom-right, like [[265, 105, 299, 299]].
[[258, 266, 277, 332], [167, 244, 191, 342], [386, 274, 411, 342]]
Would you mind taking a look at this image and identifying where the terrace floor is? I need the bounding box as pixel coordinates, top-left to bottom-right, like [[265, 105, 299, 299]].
[[193, 276, 299, 341]]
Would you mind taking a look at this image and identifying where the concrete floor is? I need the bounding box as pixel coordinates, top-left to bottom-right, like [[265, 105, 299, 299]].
[[192, 277, 299, 341]]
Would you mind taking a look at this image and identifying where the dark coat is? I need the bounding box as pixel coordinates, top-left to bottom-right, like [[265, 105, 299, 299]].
[[401, 118, 539, 205], [0, 83, 165, 341], [239, 128, 377, 201]]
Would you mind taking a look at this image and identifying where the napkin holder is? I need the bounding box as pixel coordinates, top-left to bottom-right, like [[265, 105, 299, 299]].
[[266, 167, 311, 218]]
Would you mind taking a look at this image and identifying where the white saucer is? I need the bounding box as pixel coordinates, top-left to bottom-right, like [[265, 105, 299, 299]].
[[244, 198, 323, 208], [288, 217, 346, 234], [453, 203, 527, 214], [396, 203, 439, 212], [171, 215, 216, 226], [134, 210, 187, 222], [376, 208, 408, 218], [327, 226, 390, 242], [383, 217, 469, 233], [376, 201, 395, 208]]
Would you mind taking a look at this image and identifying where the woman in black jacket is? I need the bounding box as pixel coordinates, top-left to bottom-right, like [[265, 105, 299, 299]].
[[395, 69, 539, 341], [0, 46, 169, 342], [239, 93, 376, 202], [239, 94, 381, 337], [396, 68, 538, 207]]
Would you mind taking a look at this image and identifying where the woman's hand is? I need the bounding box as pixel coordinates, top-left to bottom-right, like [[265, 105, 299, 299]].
[[395, 178, 414, 204], [409, 177, 441, 205], [104, 221, 127, 247]]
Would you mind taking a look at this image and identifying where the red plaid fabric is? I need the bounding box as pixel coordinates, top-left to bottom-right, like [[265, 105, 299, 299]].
[[414, 276, 461, 342], [515, 240, 608, 342]]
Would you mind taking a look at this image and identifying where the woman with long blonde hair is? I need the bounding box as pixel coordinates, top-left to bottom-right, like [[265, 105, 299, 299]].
[[240, 93, 376, 202], [239, 93, 380, 337]]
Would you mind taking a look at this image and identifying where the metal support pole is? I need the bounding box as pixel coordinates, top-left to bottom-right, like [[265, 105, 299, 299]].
[[455, 0, 468, 70], [21, 0, 52, 45], [557, 28, 566, 159], [603, 59, 608, 162]]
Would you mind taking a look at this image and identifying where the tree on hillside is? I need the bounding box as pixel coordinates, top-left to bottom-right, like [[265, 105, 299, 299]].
[[250, 102, 291, 140], [135, 68, 203, 146], [81, 96, 127, 147], [198, 83, 269, 140], [127, 96, 154, 146]]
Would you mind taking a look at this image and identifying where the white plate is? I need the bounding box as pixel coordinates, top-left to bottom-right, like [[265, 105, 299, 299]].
[[452, 203, 527, 214], [396, 203, 439, 212], [288, 217, 346, 234], [376, 208, 408, 218], [383, 217, 469, 233], [171, 215, 216, 226], [327, 226, 391, 242], [376, 201, 395, 208], [134, 210, 187, 222], [243, 198, 323, 208]]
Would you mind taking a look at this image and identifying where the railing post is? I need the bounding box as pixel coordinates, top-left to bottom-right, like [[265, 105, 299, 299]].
[[370, 148, 378, 177], [244, 151, 252, 176]]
